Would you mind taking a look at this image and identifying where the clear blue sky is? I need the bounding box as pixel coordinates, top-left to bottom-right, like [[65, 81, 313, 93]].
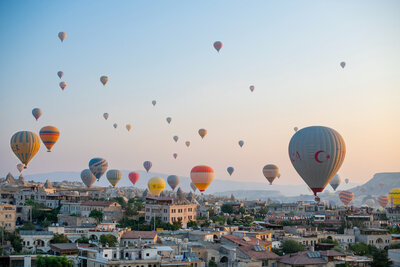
[[0, 0, 399, 186]]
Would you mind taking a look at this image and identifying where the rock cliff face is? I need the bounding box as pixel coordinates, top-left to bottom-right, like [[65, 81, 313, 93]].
[[350, 172, 400, 196]]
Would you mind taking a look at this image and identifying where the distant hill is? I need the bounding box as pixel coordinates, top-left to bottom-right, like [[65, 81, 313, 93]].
[[214, 190, 284, 200]]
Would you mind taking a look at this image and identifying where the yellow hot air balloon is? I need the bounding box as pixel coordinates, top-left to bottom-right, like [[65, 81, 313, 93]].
[[198, 128, 207, 139], [39, 126, 60, 152], [10, 131, 41, 168], [389, 188, 400, 207], [148, 177, 166, 196], [126, 124, 132, 131]]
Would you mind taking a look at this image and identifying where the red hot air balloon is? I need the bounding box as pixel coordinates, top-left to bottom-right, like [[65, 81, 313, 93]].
[[213, 41, 223, 52], [339, 190, 354, 206], [378, 195, 389, 208], [129, 172, 140, 186], [190, 165, 214, 192]]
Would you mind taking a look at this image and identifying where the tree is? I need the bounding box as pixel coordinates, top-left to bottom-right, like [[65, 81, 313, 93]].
[[0, 228, 23, 252], [282, 240, 305, 254], [372, 249, 393, 267], [50, 233, 69, 244], [100, 234, 117, 247], [20, 221, 36, 231], [76, 235, 90, 244], [221, 204, 234, 214], [208, 260, 218, 267], [36, 255, 73, 267], [89, 209, 103, 224], [187, 220, 198, 228]]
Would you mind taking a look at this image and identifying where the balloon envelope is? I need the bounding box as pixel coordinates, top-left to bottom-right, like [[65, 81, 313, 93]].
[[89, 158, 108, 181], [345, 178, 349, 184], [339, 190, 354, 206], [249, 85, 255, 92], [106, 169, 122, 187], [32, 108, 42, 121], [166, 117, 172, 124], [378, 195, 389, 208], [185, 141, 190, 147], [103, 113, 109, 120], [81, 169, 96, 188], [113, 123, 118, 129], [100, 76, 108, 85], [39, 126, 60, 152], [294, 127, 298, 132], [227, 167, 234, 176], [340, 62, 346, 68], [173, 136, 179, 142], [10, 131, 40, 168], [198, 129, 207, 139], [58, 32, 66, 42], [288, 126, 346, 196], [173, 153, 178, 159], [389, 188, 400, 206], [238, 140, 244, 148], [152, 100, 156, 106], [126, 124, 132, 131], [213, 41, 223, 52], [148, 177, 165, 196], [129, 172, 140, 185], [330, 174, 341, 191], [167, 175, 180, 190], [143, 161, 152, 172], [57, 71, 64, 79], [263, 164, 279, 185], [190, 165, 214, 192], [59, 82, 67, 90]]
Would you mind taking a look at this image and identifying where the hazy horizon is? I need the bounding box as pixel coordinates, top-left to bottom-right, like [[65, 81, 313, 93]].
[[1, 1, 399, 187]]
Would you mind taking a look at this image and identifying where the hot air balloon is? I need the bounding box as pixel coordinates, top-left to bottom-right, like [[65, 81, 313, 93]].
[[278, 173, 281, 179], [213, 41, 222, 52], [59, 81, 67, 90], [152, 100, 156, 106], [340, 62, 346, 68], [173, 136, 179, 142], [173, 153, 178, 159], [238, 140, 244, 148], [129, 172, 140, 186], [58, 32, 66, 42], [365, 199, 375, 208], [167, 175, 180, 191], [263, 164, 279, 185], [330, 174, 341, 191], [143, 161, 152, 173], [148, 177, 165, 196], [113, 123, 118, 129], [39, 126, 60, 152], [166, 117, 172, 124], [198, 129, 207, 139], [89, 158, 108, 181], [389, 188, 400, 206], [126, 124, 132, 131], [100, 76, 108, 86], [103, 113, 109, 120], [339, 191, 354, 206], [294, 127, 298, 132], [185, 141, 190, 147], [345, 178, 349, 184], [249, 85, 255, 92], [288, 126, 346, 200], [227, 167, 234, 176], [190, 182, 198, 192], [106, 169, 122, 187], [57, 71, 64, 79], [81, 169, 96, 188], [32, 108, 42, 121], [190, 165, 214, 192], [378, 195, 389, 208], [17, 164, 24, 173], [10, 131, 40, 168]]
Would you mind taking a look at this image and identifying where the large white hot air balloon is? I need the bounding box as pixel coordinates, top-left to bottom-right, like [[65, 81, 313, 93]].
[[289, 126, 346, 201], [330, 174, 341, 191]]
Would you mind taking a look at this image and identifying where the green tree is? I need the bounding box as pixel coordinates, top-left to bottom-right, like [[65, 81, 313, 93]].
[[100, 234, 118, 247], [76, 235, 90, 243], [208, 260, 218, 267], [372, 249, 393, 267], [282, 240, 305, 254], [20, 221, 36, 231], [0, 228, 23, 252], [36, 255, 73, 267], [187, 220, 198, 228], [50, 233, 69, 244], [112, 197, 127, 209], [89, 209, 103, 224], [221, 204, 234, 214]]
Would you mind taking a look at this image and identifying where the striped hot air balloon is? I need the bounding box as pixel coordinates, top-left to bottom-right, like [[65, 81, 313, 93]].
[[167, 175, 180, 191], [106, 169, 122, 187], [10, 131, 41, 168], [339, 190, 354, 206], [263, 164, 279, 185], [89, 158, 108, 181], [39, 126, 60, 152], [81, 169, 96, 188], [190, 165, 214, 192], [143, 161, 152, 173], [389, 188, 400, 206], [378, 195, 389, 208]]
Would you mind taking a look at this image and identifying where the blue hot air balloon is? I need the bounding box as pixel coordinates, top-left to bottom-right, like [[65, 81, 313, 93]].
[[227, 167, 234, 176], [89, 158, 108, 181], [143, 161, 152, 173]]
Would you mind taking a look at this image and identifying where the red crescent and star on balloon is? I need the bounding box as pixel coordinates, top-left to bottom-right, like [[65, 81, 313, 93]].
[[314, 150, 330, 163]]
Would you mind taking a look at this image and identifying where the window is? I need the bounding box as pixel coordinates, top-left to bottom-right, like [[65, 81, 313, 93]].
[[104, 254, 108, 257], [146, 253, 149, 256]]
